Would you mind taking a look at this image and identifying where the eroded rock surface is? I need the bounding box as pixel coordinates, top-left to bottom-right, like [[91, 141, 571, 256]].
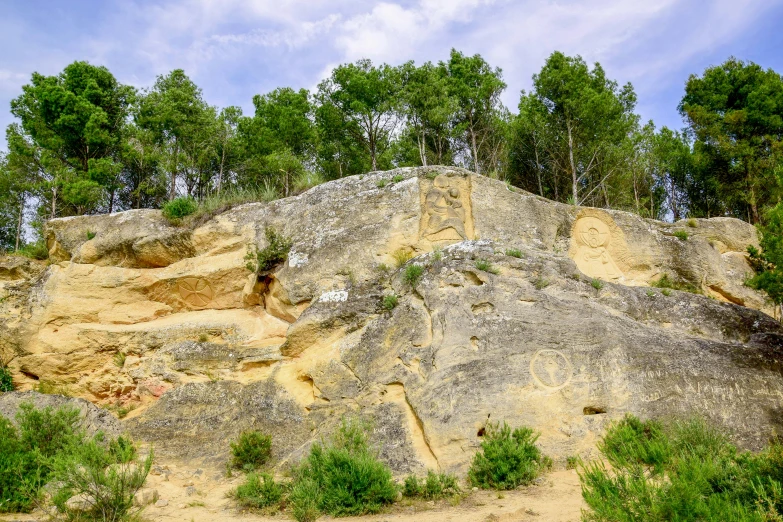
[[1, 166, 781, 473]]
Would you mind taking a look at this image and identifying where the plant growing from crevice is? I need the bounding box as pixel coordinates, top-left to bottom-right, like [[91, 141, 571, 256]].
[[381, 294, 398, 311], [86, 230, 96, 240], [591, 278, 604, 290], [403, 264, 424, 287], [475, 259, 499, 274], [392, 248, 413, 268], [505, 248, 523, 258], [651, 273, 700, 294], [674, 230, 689, 241], [533, 277, 550, 290], [245, 227, 292, 274]]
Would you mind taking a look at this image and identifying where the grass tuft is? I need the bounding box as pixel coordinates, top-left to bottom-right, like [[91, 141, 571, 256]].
[[403, 265, 424, 287], [505, 248, 523, 258], [381, 294, 398, 311], [475, 259, 499, 274], [230, 430, 272, 471]]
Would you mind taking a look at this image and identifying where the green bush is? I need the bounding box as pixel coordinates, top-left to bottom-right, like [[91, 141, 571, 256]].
[[468, 422, 549, 490], [246, 228, 292, 274], [403, 470, 460, 500], [403, 264, 424, 287], [17, 241, 49, 260], [161, 196, 198, 220], [392, 174, 404, 183], [234, 472, 285, 510], [475, 259, 499, 274], [290, 419, 397, 518], [86, 230, 96, 240], [674, 230, 689, 241], [591, 278, 604, 290], [230, 430, 272, 471], [0, 366, 13, 392], [52, 435, 152, 522], [381, 294, 398, 311], [580, 414, 783, 521]]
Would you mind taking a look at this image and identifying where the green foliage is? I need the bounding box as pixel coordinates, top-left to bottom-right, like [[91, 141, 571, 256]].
[[230, 430, 272, 471], [52, 436, 152, 522], [290, 419, 397, 518], [468, 422, 550, 490], [591, 278, 604, 290], [674, 230, 689, 241], [86, 230, 96, 240], [662, 288, 672, 296], [391, 174, 404, 183], [581, 414, 783, 521], [687, 218, 698, 228], [403, 264, 424, 287], [533, 277, 550, 290], [381, 294, 398, 311], [392, 249, 413, 267], [246, 228, 292, 274], [651, 273, 700, 294], [113, 351, 126, 368], [376, 179, 388, 188], [161, 196, 198, 220], [746, 203, 783, 306], [402, 470, 460, 500], [432, 247, 443, 262], [566, 456, 580, 470], [234, 472, 285, 510], [0, 366, 13, 392], [16, 241, 49, 260], [475, 259, 499, 274], [505, 248, 523, 258]]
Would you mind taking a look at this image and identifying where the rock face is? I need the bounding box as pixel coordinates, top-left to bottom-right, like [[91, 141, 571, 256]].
[[1, 166, 781, 473]]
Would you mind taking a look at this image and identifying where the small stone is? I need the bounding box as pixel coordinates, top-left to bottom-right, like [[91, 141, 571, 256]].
[[186, 486, 197, 496], [133, 488, 158, 506], [154, 499, 169, 508], [65, 493, 93, 512], [472, 486, 478, 491]]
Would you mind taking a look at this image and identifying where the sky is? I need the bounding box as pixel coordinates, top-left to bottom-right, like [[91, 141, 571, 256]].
[[1, 0, 783, 148]]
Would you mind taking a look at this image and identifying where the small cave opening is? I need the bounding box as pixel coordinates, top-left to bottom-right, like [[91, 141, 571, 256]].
[[583, 406, 607, 415]]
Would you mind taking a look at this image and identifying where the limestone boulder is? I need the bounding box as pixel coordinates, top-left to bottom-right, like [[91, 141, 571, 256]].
[[1, 166, 780, 475]]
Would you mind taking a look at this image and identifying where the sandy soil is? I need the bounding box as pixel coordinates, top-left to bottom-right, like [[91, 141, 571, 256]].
[[0, 462, 584, 522]]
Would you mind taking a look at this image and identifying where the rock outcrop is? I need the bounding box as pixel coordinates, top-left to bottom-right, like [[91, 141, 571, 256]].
[[1, 166, 781, 473]]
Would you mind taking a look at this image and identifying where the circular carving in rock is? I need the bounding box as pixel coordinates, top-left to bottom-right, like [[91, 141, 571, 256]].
[[530, 349, 573, 390], [178, 277, 214, 308]]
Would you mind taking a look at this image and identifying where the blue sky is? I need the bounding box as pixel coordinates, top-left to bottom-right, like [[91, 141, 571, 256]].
[[1, 0, 783, 147]]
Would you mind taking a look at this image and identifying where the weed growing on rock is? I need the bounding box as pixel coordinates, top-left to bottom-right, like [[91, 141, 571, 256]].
[[16, 241, 49, 260], [468, 422, 550, 490], [432, 247, 443, 262], [392, 174, 404, 183], [0, 365, 13, 392], [646, 289, 656, 297], [403, 264, 424, 287], [381, 294, 398, 311], [230, 430, 272, 471], [662, 288, 672, 296], [651, 274, 700, 294], [290, 419, 397, 519], [475, 259, 499, 274], [674, 230, 689, 241], [246, 228, 292, 274], [392, 249, 413, 268], [198, 333, 209, 343], [402, 470, 461, 500], [376, 179, 388, 189], [505, 248, 523, 258], [591, 278, 604, 290], [533, 277, 550, 290], [86, 230, 96, 240], [687, 218, 698, 228], [162, 196, 198, 221], [113, 351, 126, 368], [581, 414, 783, 521], [234, 473, 285, 511], [35, 380, 71, 396]]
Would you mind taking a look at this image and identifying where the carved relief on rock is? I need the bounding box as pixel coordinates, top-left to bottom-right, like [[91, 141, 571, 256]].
[[530, 349, 573, 390], [419, 174, 474, 243], [571, 215, 623, 280], [177, 277, 214, 308]]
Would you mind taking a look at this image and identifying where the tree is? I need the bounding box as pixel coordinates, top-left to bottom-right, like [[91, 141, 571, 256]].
[[679, 58, 783, 224], [518, 51, 637, 206], [441, 50, 506, 174], [0, 155, 24, 251], [317, 59, 401, 171], [9, 61, 134, 215], [214, 106, 243, 194], [399, 61, 455, 166], [136, 70, 209, 200]]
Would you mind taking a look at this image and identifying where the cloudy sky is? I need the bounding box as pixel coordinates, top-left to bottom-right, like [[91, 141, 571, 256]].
[[1, 0, 782, 145]]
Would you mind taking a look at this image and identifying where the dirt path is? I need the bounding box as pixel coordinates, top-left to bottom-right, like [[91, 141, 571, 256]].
[[1, 465, 584, 522]]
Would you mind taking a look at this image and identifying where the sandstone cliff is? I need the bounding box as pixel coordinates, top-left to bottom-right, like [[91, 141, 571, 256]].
[[1, 166, 780, 474]]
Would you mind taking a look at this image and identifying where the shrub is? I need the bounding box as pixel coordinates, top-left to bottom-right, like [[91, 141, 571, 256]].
[[52, 435, 152, 522], [392, 174, 404, 183], [505, 248, 523, 258], [86, 230, 96, 240], [381, 294, 398, 311], [591, 278, 604, 290], [533, 277, 550, 290], [392, 249, 413, 268], [246, 227, 292, 274], [580, 414, 783, 522], [0, 366, 12, 392], [290, 419, 397, 518], [162, 196, 198, 220], [468, 422, 549, 490], [687, 218, 698, 228], [475, 259, 499, 274], [403, 470, 460, 500], [662, 288, 672, 296], [230, 430, 272, 471], [674, 230, 689, 241], [234, 472, 285, 510], [403, 265, 424, 287], [17, 241, 49, 260]]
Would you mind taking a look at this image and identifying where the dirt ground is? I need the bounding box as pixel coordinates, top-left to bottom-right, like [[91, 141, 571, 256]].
[[0, 462, 584, 522]]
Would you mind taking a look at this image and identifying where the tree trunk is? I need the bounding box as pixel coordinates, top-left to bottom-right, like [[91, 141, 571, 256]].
[[217, 144, 226, 195], [108, 188, 115, 214], [170, 139, 179, 200], [51, 186, 57, 220], [567, 123, 578, 205], [418, 131, 427, 167], [534, 138, 543, 197], [15, 194, 24, 251], [470, 124, 480, 174]]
